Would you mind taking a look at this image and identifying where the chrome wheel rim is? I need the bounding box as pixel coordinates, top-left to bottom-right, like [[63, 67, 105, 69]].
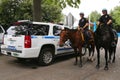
[[43, 51, 53, 64]]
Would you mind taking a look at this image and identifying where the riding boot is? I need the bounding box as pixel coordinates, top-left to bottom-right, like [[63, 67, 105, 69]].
[[83, 31, 87, 47], [109, 28, 117, 47], [112, 29, 118, 40]]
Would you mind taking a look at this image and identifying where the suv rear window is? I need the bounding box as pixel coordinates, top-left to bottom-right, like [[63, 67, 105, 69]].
[[8, 22, 49, 35]]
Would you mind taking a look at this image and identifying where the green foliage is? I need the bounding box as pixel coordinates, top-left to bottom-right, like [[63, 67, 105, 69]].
[[0, 0, 81, 28], [0, 0, 63, 29], [0, 0, 32, 29], [110, 6, 120, 32], [32, 0, 81, 21], [51, 0, 81, 8], [90, 11, 101, 22], [41, 0, 63, 22]]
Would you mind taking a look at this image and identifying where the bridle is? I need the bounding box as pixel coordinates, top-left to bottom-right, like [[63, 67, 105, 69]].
[[60, 29, 69, 43]]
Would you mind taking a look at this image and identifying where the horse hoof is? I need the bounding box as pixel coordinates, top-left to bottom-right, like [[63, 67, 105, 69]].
[[74, 62, 77, 65], [108, 60, 111, 63], [91, 58, 95, 62], [87, 58, 90, 61], [104, 66, 109, 70], [96, 65, 100, 69], [79, 64, 83, 67], [87, 57, 91, 61], [112, 60, 115, 63]]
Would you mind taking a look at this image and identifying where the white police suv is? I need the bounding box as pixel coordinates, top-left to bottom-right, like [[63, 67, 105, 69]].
[[1, 21, 73, 65]]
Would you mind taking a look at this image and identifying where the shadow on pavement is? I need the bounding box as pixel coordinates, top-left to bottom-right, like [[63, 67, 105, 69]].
[[8, 54, 75, 69]]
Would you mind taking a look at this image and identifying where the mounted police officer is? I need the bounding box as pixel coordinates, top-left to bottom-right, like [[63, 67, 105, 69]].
[[78, 12, 91, 45], [98, 9, 117, 46]]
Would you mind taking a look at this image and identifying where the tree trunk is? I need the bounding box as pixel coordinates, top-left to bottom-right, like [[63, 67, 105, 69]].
[[33, 0, 42, 22]]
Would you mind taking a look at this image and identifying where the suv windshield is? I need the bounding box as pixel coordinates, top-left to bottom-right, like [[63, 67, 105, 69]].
[[8, 22, 49, 35]]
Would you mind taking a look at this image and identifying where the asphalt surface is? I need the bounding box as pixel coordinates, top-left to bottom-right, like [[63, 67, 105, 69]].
[[0, 39, 120, 80]]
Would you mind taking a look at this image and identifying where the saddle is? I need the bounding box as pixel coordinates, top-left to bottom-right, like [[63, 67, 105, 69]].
[[79, 30, 94, 47], [84, 30, 94, 42]]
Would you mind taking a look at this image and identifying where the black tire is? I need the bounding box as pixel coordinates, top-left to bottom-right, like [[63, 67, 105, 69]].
[[38, 48, 54, 66]]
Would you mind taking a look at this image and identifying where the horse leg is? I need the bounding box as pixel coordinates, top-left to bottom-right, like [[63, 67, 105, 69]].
[[104, 49, 109, 70], [74, 48, 78, 65], [91, 44, 95, 62], [96, 47, 100, 69], [112, 47, 116, 63], [108, 49, 112, 63], [78, 46, 83, 67], [87, 45, 91, 61]]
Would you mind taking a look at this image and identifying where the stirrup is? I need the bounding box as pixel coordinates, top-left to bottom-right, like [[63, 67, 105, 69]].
[[111, 42, 116, 47]]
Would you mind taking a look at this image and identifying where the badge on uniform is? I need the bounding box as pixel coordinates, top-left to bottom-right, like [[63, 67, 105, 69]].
[[82, 19, 84, 22], [105, 15, 108, 18]]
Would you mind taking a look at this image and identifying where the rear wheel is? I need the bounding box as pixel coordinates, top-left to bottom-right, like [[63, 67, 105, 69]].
[[38, 48, 54, 66]]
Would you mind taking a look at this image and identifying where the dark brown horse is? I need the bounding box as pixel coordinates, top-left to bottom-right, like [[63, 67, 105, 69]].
[[59, 28, 95, 67]]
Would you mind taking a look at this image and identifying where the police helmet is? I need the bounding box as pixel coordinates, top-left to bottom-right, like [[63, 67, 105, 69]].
[[79, 12, 84, 15], [102, 8, 107, 12]]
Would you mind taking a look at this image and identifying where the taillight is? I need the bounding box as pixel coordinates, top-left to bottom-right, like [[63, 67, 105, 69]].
[[24, 35, 31, 48]]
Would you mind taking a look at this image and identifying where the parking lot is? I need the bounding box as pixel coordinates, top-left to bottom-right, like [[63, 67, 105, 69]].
[[0, 39, 120, 80]]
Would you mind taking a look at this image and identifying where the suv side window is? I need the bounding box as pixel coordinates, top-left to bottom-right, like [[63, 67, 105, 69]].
[[31, 24, 49, 35], [14, 23, 49, 35], [53, 26, 62, 36]]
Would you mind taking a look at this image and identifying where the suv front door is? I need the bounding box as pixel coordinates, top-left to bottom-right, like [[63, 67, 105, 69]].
[[53, 25, 73, 54]]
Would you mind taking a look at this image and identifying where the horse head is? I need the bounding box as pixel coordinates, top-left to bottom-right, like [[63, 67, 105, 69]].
[[59, 28, 69, 47], [95, 23, 111, 42]]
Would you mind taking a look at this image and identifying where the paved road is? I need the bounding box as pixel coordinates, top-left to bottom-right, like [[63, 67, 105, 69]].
[[0, 39, 120, 80]]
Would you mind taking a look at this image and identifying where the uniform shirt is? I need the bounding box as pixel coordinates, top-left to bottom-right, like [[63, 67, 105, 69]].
[[99, 14, 112, 25], [78, 17, 88, 29]]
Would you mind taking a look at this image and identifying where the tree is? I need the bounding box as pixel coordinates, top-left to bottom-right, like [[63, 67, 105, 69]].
[[33, 0, 81, 21], [33, 0, 42, 22], [0, 0, 32, 29], [110, 6, 120, 32], [41, 0, 63, 22], [52, 0, 80, 8], [0, 0, 63, 29], [90, 11, 101, 22]]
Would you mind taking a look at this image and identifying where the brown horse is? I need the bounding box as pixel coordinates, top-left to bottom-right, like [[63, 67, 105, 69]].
[[59, 28, 95, 67]]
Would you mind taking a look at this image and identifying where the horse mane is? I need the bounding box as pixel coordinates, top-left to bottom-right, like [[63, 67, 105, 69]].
[[64, 27, 78, 32], [68, 29, 78, 32], [95, 24, 110, 35]]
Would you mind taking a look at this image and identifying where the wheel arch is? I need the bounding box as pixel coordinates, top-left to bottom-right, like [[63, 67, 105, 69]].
[[37, 44, 56, 66], [40, 44, 56, 55]]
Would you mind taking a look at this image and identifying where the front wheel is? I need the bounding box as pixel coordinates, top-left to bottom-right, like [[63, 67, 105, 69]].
[[38, 48, 54, 66]]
